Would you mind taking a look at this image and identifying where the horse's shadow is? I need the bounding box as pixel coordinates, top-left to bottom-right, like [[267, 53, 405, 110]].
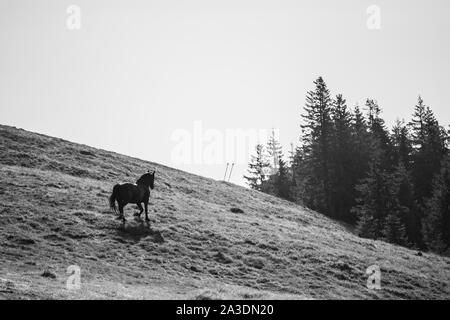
[[115, 218, 164, 244]]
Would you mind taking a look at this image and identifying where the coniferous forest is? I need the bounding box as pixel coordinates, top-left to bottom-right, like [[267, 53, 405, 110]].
[[245, 77, 450, 254]]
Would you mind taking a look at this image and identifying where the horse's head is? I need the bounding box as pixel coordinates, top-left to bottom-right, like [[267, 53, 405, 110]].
[[137, 170, 155, 189]]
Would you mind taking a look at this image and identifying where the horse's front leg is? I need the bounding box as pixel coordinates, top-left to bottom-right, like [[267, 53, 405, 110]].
[[144, 201, 150, 222]]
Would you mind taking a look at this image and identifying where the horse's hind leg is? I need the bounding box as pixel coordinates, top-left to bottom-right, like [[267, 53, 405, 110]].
[[134, 203, 143, 217], [118, 202, 126, 222]]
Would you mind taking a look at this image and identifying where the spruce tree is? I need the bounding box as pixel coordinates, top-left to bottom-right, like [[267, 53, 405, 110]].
[[353, 160, 407, 244], [366, 99, 395, 170], [274, 156, 293, 201], [351, 105, 371, 177], [353, 161, 384, 239], [383, 209, 407, 246], [330, 94, 355, 221], [352, 121, 408, 246], [409, 96, 447, 203], [422, 155, 450, 253], [267, 129, 283, 174], [291, 145, 307, 204], [392, 119, 413, 169], [298, 76, 334, 215], [409, 96, 427, 148], [244, 144, 270, 191], [382, 164, 409, 246], [408, 97, 447, 248], [394, 163, 420, 247]]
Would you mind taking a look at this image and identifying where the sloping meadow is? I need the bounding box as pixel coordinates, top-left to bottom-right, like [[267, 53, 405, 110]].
[[1, 125, 449, 299]]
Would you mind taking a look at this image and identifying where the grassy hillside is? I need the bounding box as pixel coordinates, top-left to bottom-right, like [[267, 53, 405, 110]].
[[0, 124, 449, 300]]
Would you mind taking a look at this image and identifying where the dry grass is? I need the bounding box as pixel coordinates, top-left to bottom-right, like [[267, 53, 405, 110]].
[[1, 124, 449, 300]]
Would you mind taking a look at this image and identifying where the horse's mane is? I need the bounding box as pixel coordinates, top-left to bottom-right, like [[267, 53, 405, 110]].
[[136, 171, 154, 187], [136, 175, 145, 185]]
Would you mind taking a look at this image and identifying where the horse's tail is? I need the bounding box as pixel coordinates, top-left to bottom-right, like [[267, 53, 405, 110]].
[[109, 184, 120, 212]]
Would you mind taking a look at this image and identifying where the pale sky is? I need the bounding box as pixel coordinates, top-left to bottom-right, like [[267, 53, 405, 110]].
[[1, 0, 449, 186]]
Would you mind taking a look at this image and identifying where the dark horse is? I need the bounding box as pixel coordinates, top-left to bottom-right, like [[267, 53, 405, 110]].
[[109, 171, 155, 222]]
